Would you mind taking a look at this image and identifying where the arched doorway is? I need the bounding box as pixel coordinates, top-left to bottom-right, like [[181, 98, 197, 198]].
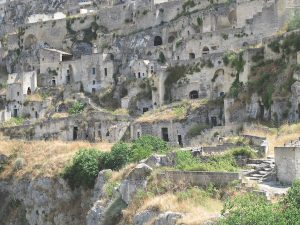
[[189, 53, 196, 59], [27, 87, 32, 95], [202, 46, 209, 55], [189, 90, 199, 99], [154, 36, 163, 46]]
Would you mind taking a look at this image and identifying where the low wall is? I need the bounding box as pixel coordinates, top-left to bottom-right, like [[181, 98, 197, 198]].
[[156, 170, 241, 187]]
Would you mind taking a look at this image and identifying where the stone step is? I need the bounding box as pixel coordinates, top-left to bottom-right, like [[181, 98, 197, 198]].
[[250, 173, 264, 177], [258, 170, 269, 175], [263, 167, 273, 171], [248, 177, 261, 181]]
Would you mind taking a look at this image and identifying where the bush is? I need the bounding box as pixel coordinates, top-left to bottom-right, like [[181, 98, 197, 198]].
[[100, 142, 131, 170], [187, 123, 209, 137], [230, 147, 256, 159], [268, 40, 281, 53], [62, 149, 101, 189], [175, 151, 238, 172], [219, 180, 300, 224], [130, 135, 169, 162], [164, 65, 187, 101], [68, 101, 85, 115], [158, 52, 166, 64]]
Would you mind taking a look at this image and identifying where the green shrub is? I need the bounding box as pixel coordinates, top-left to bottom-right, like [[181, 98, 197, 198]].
[[175, 151, 238, 172], [268, 40, 281, 53], [68, 101, 85, 115], [0, 117, 25, 127], [62, 149, 101, 189], [197, 17, 203, 26], [219, 180, 300, 224], [230, 147, 256, 159], [182, 0, 195, 10], [158, 52, 166, 64], [101, 142, 131, 170], [187, 123, 209, 137], [130, 135, 169, 162], [219, 193, 279, 225], [164, 65, 187, 101]]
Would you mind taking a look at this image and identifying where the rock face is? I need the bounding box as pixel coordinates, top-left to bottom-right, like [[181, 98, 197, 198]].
[[8, 177, 89, 225], [133, 210, 158, 225], [143, 152, 176, 168], [133, 210, 183, 225], [119, 163, 153, 204], [154, 212, 183, 225], [0, 161, 183, 225], [0, 170, 115, 225]]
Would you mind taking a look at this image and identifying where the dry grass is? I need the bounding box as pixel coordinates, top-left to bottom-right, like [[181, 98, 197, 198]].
[[136, 99, 207, 123], [243, 122, 300, 156], [51, 112, 69, 118], [25, 94, 43, 102], [110, 163, 136, 182], [123, 192, 223, 225], [0, 140, 113, 179]]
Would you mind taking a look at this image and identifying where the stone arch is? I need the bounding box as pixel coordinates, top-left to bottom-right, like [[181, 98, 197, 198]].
[[24, 34, 37, 50], [27, 87, 32, 95], [189, 52, 195, 59], [189, 90, 199, 99], [202, 46, 209, 55], [154, 36, 163, 46], [215, 68, 224, 77], [228, 10, 237, 25]]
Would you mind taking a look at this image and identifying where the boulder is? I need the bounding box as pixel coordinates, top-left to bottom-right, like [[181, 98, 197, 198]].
[[86, 200, 106, 225], [154, 212, 183, 225], [133, 210, 158, 225], [119, 163, 152, 204], [93, 169, 112, 201]]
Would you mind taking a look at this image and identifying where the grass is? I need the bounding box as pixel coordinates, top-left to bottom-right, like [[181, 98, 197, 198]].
[[0, 140, 113, 178], [242, 122, 300, 156], [25, 94, 43, 102], [112, 108, 129, 115], [0, 117, 25, 128], [135, 99, 207, 123], [122, 171, 235, 225]]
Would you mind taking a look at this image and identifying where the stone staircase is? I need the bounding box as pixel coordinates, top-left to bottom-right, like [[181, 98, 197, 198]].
[[244, 157, 275, 183]]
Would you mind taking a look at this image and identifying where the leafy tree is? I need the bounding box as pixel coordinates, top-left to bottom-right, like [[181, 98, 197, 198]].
[[62, 149, 101, 189], [130, 135, 169, 162], [219, 180, 300, 224], [100, 142, 131, 170]]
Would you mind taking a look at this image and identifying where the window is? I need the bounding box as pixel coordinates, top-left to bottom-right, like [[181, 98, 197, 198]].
[[104, 68, 107, 76], [93, 80, 96, 85], [17, 92, 20, 96], [92, 67, 96, 75]]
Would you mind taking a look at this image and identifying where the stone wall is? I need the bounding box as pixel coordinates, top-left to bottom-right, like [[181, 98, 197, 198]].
[[156, 170, 241, 187], [274, 147, 300, 184]]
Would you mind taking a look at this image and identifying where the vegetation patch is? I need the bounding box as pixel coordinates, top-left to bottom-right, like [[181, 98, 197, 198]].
[[219, 180, 300, 224], [175, 147, 256, 172], [164, 65, 187, 102], [187, 123, 209, 137], [68, 101, 85, 115]]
